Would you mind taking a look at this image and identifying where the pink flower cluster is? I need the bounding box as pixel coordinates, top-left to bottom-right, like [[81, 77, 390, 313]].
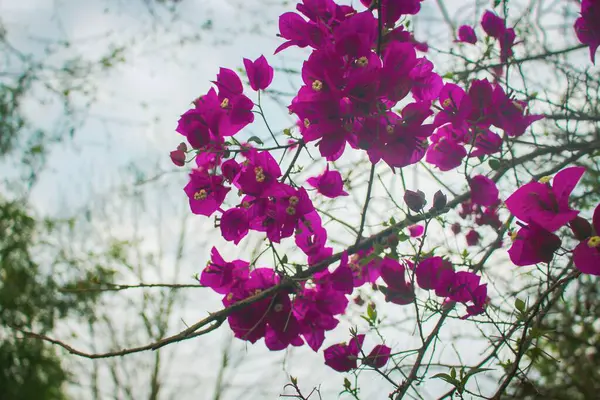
[[167, 0, 598, 374], [426, 79, 542, 172], [324, 334, 392, 372], [505, 167, 600, 275], [279, 0, 441, 167]]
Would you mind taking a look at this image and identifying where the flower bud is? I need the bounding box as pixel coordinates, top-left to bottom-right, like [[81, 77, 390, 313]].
[[451, 223, 461, 234], [169, 149, 186, 167], [466, 229, 480, 246], [432, 190, 447, 211], [404, 190, 427, 212]]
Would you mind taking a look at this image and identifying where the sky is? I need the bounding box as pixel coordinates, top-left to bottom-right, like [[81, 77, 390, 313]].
[[0, 0, 594, 399]]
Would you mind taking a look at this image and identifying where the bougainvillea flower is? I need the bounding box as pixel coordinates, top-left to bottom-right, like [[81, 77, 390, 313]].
[[294, 289, 340, 351], [574, 0, 600, 64], [469, 175, 499, 207], [463, 283, 488, 318], [379, 258, 415, 305], [457, 25, 477, 44], [468, 129, 502, 157], [295, 211, 330, 260], [363, 344, 392, 368], [169, 142, 187, 167], [448, 271, 482, 304], [508, 221, 562, 266], [221, 159, 241, 182], [235, 150, 282, 197], [360, 0, 423, 27], [200, 247, 249, 294], [250, 185, 315, 243], [490, 86, 543, 137], [499, 27, 516, 62], [220, 207, 249, 244], [224, 268, 303, 349], [466, 229, 480, 246], [184, 169, 230, 216], [212, 68, 255, 136], [415, 257, 455, 297], [333, 11, 378, 58], [313, 253, 354, 295], [243, 55, 274, 91], [410, 58, 443, 102], [380, 42, 418, 102], [275, 12, 327, 53], [324, 334, 365, 372], [408, 225, 424, 237], [307, 165, 349, 198], [481, 10, 506, 38], [348, 249, 382, 287], [573, 203, 600, 275], [176, 105, 213, 149], [426, 125, 467, 171], [505, 166, 586, 232]]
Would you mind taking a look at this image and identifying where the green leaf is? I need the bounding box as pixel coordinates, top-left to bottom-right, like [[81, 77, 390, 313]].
[[367, 303, 377, 323], [489, 159, 501, 170], [247, 136, 264, 145], [515, 298, 526, 313], [281, 254, 288, 265], [461, 367, 493, 383], [432, 373, 462, 388], [343, 378, 352, 389], [450, 367, 456, 379], [397, 233, 410, 242]]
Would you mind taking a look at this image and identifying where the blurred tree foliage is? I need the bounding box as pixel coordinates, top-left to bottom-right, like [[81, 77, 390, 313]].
[[0, 200, 69, 400], [0, 9, 125, 399]]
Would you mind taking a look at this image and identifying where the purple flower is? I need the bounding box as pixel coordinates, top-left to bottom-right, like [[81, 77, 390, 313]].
[[363, 344, 392, 368], [275, 12, 326, 54], [323, 334, 365, 372], [505, 167, 585, 232], [415, 257, 455, 296], [348, 249, 382, 287], [170, 142, 187, 166], [234, 150, 282, 197], [490, 85, 543, 137], [244, 55, 274, 91], [220, 207, 249, 244], [457, 25, 477, 44], [469, 175, 499, 207], [573, 203, 600, 275], [508, 221, 562, 266], [294, 291, 340, 351], [379, 258, 415, 305], [307, 165, 349, 198], [574, 0, 600, 64], [206, 69, 255, 137], [426, 127, 467, 171], [481, 10, 505, 38], [408, 224, 424, 237], [360, 0, 423, 28], [221, 159, 241, 182], [466, 229, 480, 246], [200, 247, 249, 294], [183, 169, 230, 216]]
